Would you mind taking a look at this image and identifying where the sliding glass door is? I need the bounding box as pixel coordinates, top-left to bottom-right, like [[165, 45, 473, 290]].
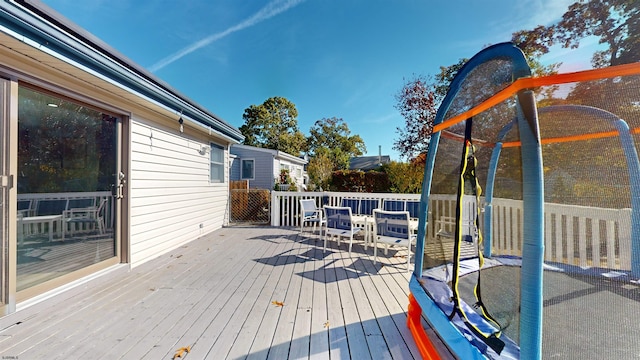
[[0, 78, 10, 314], [16, 85, 121, 299]]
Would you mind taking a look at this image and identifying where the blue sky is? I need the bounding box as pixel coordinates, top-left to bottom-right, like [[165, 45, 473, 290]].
[[41, 0, 600, 160]]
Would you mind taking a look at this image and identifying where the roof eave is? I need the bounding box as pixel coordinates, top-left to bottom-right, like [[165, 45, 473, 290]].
[[0, 0, 244, 143]]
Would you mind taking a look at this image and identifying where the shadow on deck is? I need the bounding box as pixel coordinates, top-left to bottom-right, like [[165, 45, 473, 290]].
[[0, 226, 448, 359]]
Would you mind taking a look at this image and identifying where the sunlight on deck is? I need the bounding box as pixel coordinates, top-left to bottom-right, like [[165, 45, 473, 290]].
[[0, 226, 446, 359]]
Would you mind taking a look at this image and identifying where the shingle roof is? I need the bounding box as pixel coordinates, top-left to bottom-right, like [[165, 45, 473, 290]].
[[349, 155, 391, 171]]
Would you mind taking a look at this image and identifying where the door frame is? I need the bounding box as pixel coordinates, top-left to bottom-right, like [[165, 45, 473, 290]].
[[0, 75, 131, 310]]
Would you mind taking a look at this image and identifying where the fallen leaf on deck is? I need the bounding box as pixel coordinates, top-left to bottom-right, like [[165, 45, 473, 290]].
[[272, 300, 284, 307], [176, 254, 183, 258], [173, 345, 191, 359], [324, 321, 330, 328]]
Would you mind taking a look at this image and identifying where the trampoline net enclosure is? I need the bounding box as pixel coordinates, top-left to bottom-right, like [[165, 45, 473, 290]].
[[417, 43, 640, 360]]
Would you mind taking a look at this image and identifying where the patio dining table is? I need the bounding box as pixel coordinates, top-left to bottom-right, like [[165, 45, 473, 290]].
[[351, 214, 373, 248], [351, 214, 420, 250]]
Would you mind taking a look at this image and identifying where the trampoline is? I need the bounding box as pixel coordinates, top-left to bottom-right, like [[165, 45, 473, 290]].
[[407, 42, 640, 359]]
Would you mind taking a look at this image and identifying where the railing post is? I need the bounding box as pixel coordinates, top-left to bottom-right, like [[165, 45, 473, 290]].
[[271, 191, 280, 227], [619, 208, 632, 270]]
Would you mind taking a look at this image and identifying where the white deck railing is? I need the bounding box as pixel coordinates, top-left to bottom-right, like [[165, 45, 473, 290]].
[[17, 191, 114, 237], [271, 191, 632, 270], [271, 191, 423, 227]]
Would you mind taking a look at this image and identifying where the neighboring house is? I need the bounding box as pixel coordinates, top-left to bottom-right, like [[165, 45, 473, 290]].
[[230, 144, 308, 190], [0, 1, 243, 314], [349, 155, 391, 171]]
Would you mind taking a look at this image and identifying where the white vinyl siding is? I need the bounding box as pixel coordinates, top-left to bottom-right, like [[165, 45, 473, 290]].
[[276, 160, 306, 190], [129, 119, 230, 267]]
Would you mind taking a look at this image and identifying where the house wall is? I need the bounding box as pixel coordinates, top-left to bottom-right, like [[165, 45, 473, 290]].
[[129, 118, 230, 267], [230, 147, 274, 190], [229, 155, 240, 181], [0, 32, 238, 271], [275, 159, 306, 190], [0, 4, 243, 313]]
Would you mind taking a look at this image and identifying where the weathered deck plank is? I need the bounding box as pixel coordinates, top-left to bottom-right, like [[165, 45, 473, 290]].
[[223, 231, 308, 359], [0, 227, 436, 359], [243, 236, 300, 359], [288, 237, 316, 359], [308, 240, 329, 360], [269, 240, 307, 359], [330, 241, 374, 360]]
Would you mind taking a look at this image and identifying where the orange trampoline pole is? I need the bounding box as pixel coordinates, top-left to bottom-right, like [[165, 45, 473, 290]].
[[407, 293, 442, 360]]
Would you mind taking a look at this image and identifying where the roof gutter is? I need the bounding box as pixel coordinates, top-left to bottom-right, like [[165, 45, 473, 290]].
[[0, 0, 244, 143]]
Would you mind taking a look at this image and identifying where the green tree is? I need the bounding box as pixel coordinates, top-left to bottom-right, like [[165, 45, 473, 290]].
[[382, 161, 425, 194], [307, 153, 333, 190], [511, 26, 562, 77], [307, 117, 366, 170], [512, 0, 640, 68], [239, 96, 307, 156]]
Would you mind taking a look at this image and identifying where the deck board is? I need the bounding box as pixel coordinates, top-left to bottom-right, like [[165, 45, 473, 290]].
[[222, 231, 304, 359], [330, 242, 374, 360], [307, 240, 329, 360], [0, 226, 449, 359]]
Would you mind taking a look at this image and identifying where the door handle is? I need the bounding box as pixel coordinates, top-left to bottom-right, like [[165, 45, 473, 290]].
[[114, 172, 126, 199]]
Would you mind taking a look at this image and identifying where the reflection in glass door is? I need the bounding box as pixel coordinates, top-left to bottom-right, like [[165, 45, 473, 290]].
[[16, 85, 118, 295]]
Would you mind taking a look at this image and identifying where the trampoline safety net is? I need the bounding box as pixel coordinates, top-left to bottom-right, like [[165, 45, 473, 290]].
[[416, 42, 640, 360]]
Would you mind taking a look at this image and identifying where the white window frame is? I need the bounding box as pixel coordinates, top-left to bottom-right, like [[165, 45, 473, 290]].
[[241, 158, 255, 180], [209, 142, 225, 183]]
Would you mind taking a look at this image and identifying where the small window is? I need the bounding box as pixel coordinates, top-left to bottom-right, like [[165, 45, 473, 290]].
[[241, 159, 255, 180], [210, 143, 225, 183]]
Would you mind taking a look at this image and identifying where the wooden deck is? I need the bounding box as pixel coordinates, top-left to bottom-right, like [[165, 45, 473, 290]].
[[0, 226, 451, 359]]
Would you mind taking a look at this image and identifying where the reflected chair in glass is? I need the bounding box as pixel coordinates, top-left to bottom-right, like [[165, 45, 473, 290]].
[[299, 199, 325, 237], [323, 206, 362, 256], [62, 197, 108, 240], [373, 209, 416, 272]]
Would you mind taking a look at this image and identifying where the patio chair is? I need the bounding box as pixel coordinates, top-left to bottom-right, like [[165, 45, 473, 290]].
[[340, 198, 360, 214], [382, 199, 406, 212], [373, 209, 416, 272], [323, 206, 362, 256], [62, 197, 108, 240], [299, 199, 325, 237], [17, 199, 33, 217]]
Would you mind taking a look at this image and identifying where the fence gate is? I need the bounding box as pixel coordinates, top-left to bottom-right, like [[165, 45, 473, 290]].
[[229, 189, 271, 224]]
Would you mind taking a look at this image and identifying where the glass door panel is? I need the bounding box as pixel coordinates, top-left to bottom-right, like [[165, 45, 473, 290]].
[[16, 85, 118, 293], [0, 78, 10, 312]]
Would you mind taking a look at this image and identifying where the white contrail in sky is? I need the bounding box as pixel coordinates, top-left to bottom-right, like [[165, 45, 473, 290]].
[[149, 0, 306, 72]]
